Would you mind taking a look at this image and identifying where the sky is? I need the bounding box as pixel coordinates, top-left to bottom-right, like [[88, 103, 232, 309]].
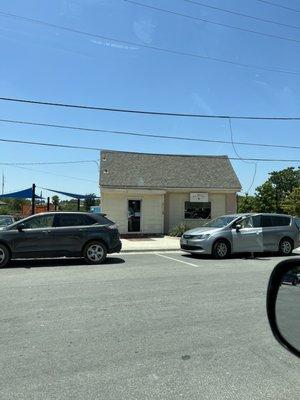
[[0, 0, 300, 200]]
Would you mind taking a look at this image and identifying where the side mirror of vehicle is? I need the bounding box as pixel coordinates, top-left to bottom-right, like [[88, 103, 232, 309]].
[[235, 224, 242, 231], [267, 258, 300, 358], [17, 223, 26, 232]]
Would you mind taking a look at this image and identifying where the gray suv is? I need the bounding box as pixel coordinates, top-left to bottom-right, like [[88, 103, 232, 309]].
[[0, 212, 122, 267], [180, 213, 300, 259]]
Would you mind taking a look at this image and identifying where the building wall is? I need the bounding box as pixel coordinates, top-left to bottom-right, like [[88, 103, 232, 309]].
[[210, 193, 226, 219], [167, 192, 234, 233], [102, 190, 238, 235], [101, 192, 164, 234], [226, 193, 237, 214]]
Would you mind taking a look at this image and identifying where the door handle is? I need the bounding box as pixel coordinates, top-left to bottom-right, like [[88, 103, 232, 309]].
[[42, 230, 51, 234]]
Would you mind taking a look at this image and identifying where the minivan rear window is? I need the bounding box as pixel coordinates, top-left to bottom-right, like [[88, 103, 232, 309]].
[[261, 215, 290, 227], [272, 216, 290, 226]]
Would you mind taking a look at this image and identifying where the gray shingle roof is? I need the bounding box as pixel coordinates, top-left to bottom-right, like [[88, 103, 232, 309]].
[[100, 150, 241, 190]]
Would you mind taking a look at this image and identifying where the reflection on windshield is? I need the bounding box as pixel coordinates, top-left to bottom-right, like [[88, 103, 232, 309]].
[[204, 216, 236, 228], [0, 217, 13, 226]]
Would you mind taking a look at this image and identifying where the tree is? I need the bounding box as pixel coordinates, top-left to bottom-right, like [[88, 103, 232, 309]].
[[281, 187, 300, 216], [254, 167, 300, 213], [59, 199, 78, 211], [255, 181, 277, 213], [52, 195, 60, 211], [84, 193, 96, 211], [237, 195, 258, 213]]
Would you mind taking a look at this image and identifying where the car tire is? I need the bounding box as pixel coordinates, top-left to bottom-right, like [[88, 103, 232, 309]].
[[279, 238, 293, 256], [212, 240, 230, 259], [83, 241, 107, 264], [0, 244, 10, 268], [292, 278, 298, 286]]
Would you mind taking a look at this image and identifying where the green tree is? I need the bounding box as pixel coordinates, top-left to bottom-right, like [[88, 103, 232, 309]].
[[84, 193, 96, 211], [268, 167, 300, 212], [59, 199, 78, 211], [281, 187, 300, 216], [255, 181, 277, 213], [52, 195, 60, 211], [237, 195, 257, 213], [254, 167, 300, 213]]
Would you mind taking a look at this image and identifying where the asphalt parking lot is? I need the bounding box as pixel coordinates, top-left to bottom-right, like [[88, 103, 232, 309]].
[[0, 252, 299, 400]]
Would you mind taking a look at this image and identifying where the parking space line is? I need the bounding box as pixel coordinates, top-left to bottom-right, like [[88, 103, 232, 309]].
[[155, 253, 200, 267]]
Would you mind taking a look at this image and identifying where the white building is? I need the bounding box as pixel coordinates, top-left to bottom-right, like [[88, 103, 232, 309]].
[[100, 150, 241, 235]]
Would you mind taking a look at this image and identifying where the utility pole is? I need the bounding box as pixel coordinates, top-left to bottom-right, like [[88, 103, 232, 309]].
[[1, 172, 4, 195], [31, 183, 36, 215]]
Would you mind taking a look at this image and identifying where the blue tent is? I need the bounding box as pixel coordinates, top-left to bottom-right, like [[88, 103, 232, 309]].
[[0, 187, 43, 199]]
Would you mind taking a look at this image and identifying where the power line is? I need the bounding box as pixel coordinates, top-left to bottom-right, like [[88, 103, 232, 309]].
[[0, 136, 300, 162], [0, 160, 97, 166], [1, 117, 300, 150], [6, 164, 98, 183], [2, 96, 300, 120], [229, 118, 257, 193], [0, 137, 100, 151], [182, 0, 300, 30], [125, 0, 300, 45], [256, 0, 300, 12], [0, 10, 298, 75]]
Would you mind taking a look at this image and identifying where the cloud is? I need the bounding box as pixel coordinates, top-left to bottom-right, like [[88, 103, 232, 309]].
[[91, 39, 138, 51], [133, 18, 156, 44], [190, 92, 213, 114]]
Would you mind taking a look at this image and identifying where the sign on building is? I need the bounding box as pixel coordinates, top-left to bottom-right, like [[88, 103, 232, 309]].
[[190, 193, 209, 202]]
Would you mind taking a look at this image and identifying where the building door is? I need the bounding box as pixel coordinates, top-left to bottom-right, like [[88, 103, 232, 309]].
[[128, 200, 141, 232]]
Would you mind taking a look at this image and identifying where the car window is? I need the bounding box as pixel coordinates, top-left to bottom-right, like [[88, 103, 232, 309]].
[[261, 215, 273, 227], [240, 217, 253, 228], [93, 214, 114, 225], [55, 214, 97, 227], [0, 216, 14, 226], [205, 216, 237, 228], [252, 215, 261, 228], [295, 218, 300, 229], [271, 216, 291, 226], [21, 215, 54, 229]]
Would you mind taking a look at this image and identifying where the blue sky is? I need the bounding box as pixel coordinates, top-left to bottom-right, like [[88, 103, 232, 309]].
[[0, 0, 300, 199]]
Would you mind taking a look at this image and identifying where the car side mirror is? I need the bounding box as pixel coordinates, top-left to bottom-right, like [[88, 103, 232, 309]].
[[267, 258, 300, 358], [235, 224, 242, 231], [17, 223, 26, 232]]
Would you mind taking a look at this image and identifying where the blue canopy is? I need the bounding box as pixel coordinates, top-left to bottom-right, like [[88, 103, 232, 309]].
[[0, 187, 43, 199], [42, 188, 99, 200]]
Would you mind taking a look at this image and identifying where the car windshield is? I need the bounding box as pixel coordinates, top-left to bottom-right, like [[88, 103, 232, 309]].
[[0, 216, 13, 226], [204, 216, 237, 228]]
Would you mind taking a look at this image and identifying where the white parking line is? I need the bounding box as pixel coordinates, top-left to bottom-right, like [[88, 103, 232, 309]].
[[155, 253, 200, 267]]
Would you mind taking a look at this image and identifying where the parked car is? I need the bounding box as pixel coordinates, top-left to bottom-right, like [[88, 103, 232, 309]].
[[180, 213, 300, 259], [0, 212, 121, 267], [282, 272, 300, 286], [0, 215, 15, 228]]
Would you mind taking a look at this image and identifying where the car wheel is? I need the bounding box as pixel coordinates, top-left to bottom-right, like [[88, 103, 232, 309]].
[[212, 240, 230, 259], [0, 244, 10, 268], [84, 241, 107, 264], [279, 238, 293, 256], [292, 278, 298, 286]]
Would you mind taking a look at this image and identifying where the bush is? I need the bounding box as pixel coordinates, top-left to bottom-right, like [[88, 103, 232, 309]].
[[169, 223, 191, 237]]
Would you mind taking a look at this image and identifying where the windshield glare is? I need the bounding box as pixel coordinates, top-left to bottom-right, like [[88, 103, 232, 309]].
[[0, 216, 13, 226], [204, 216, 237, 228]]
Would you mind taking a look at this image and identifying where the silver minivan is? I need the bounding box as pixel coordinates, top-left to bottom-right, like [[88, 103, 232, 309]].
[[180, 213, 300, 259]]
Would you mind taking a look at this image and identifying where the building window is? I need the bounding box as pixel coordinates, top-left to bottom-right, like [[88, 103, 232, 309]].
[[184, 202, 211, 219]]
